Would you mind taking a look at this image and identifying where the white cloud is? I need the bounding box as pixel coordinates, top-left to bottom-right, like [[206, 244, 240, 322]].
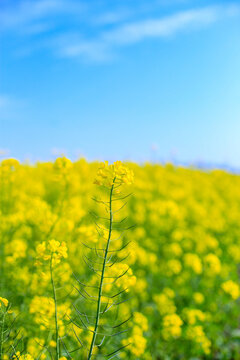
[[1, 1, 240, 60], [0, 0, 84, 34], [102, 7, 219, 44], [59, 4, 240, 60], [20, 22, 54, 36], [93, 10, 132, 26], [57, 35, 111, 61]]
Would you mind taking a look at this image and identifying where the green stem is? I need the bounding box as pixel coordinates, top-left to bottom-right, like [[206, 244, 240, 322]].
[[50, 257, 60, 360], [87, 180, 115, 359], [0, 241, 5, 292], [0, 310, 6, 360]]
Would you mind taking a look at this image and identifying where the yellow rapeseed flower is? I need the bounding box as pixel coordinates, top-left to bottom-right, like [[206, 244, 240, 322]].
[[221, 280, 240, 300], [162, 313, 183, 339], [94, 161, 134, 186], [0, 297, 8, 307]]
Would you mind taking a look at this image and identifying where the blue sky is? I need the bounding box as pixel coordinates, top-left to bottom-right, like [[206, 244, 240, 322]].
[[0, 0, 240, 166]]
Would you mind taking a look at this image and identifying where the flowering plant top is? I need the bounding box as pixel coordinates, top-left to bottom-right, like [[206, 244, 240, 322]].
[[94, 161, 134, 187]]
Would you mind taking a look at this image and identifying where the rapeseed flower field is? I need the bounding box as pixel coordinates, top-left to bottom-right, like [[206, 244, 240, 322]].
[[0, 158, 240, 359]]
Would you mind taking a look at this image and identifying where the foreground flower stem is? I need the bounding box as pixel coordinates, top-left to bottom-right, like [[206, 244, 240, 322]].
[[0, 311, 6, 360], [50, 257, 60, 360], [87, 179, 115, 360]]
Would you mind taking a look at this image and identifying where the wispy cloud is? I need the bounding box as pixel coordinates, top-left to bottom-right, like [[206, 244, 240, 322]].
[[58, 4, 240, 60], [103, 7, 219, 44], [93, 10, 132, 26], [0, 0, 84, 34], [1, 1, 240, 61]]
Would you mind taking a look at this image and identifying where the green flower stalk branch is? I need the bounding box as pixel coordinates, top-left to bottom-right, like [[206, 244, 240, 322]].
[[69, 161, 134, 358], [35, 239, 68, 360], [0, 304, 7, 360], [0, 298, 19, 360], [83, 162, 133, 358], [50, 256, 60, 360], [87, 178, 115, 360]]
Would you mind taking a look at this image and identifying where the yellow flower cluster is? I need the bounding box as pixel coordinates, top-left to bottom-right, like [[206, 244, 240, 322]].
[[162, 313, 183, 339], [185, 325, 211, 355], [122, 312, 148, 357], [1, 158, 240, 358], [5, 238, 27, 264], [184, 253, 203, 274], [183, 308, 207, 325], [26, 338, 46, 359], [36, 239, 67, 265], [94, 161, 134, 186], [29, 296, 70, 336], [204, 253, 221, 274], [221, 280, 240, 300], [193, 292, 204, 304], [153, 292, 176, 315], [104, 263, 136, 292], [13, 352, 34, 360], [53, 156, 72, 171], [1, 159, 19, 171], [0, 297, 8, 307]]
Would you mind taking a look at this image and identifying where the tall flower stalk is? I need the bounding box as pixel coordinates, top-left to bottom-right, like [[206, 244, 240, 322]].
[[87, 178, 115, 359], [35, 239, 68, 359], [0, 298, 8, 360], [86, 161, 134, 359], [50, 256, 60, 360]]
